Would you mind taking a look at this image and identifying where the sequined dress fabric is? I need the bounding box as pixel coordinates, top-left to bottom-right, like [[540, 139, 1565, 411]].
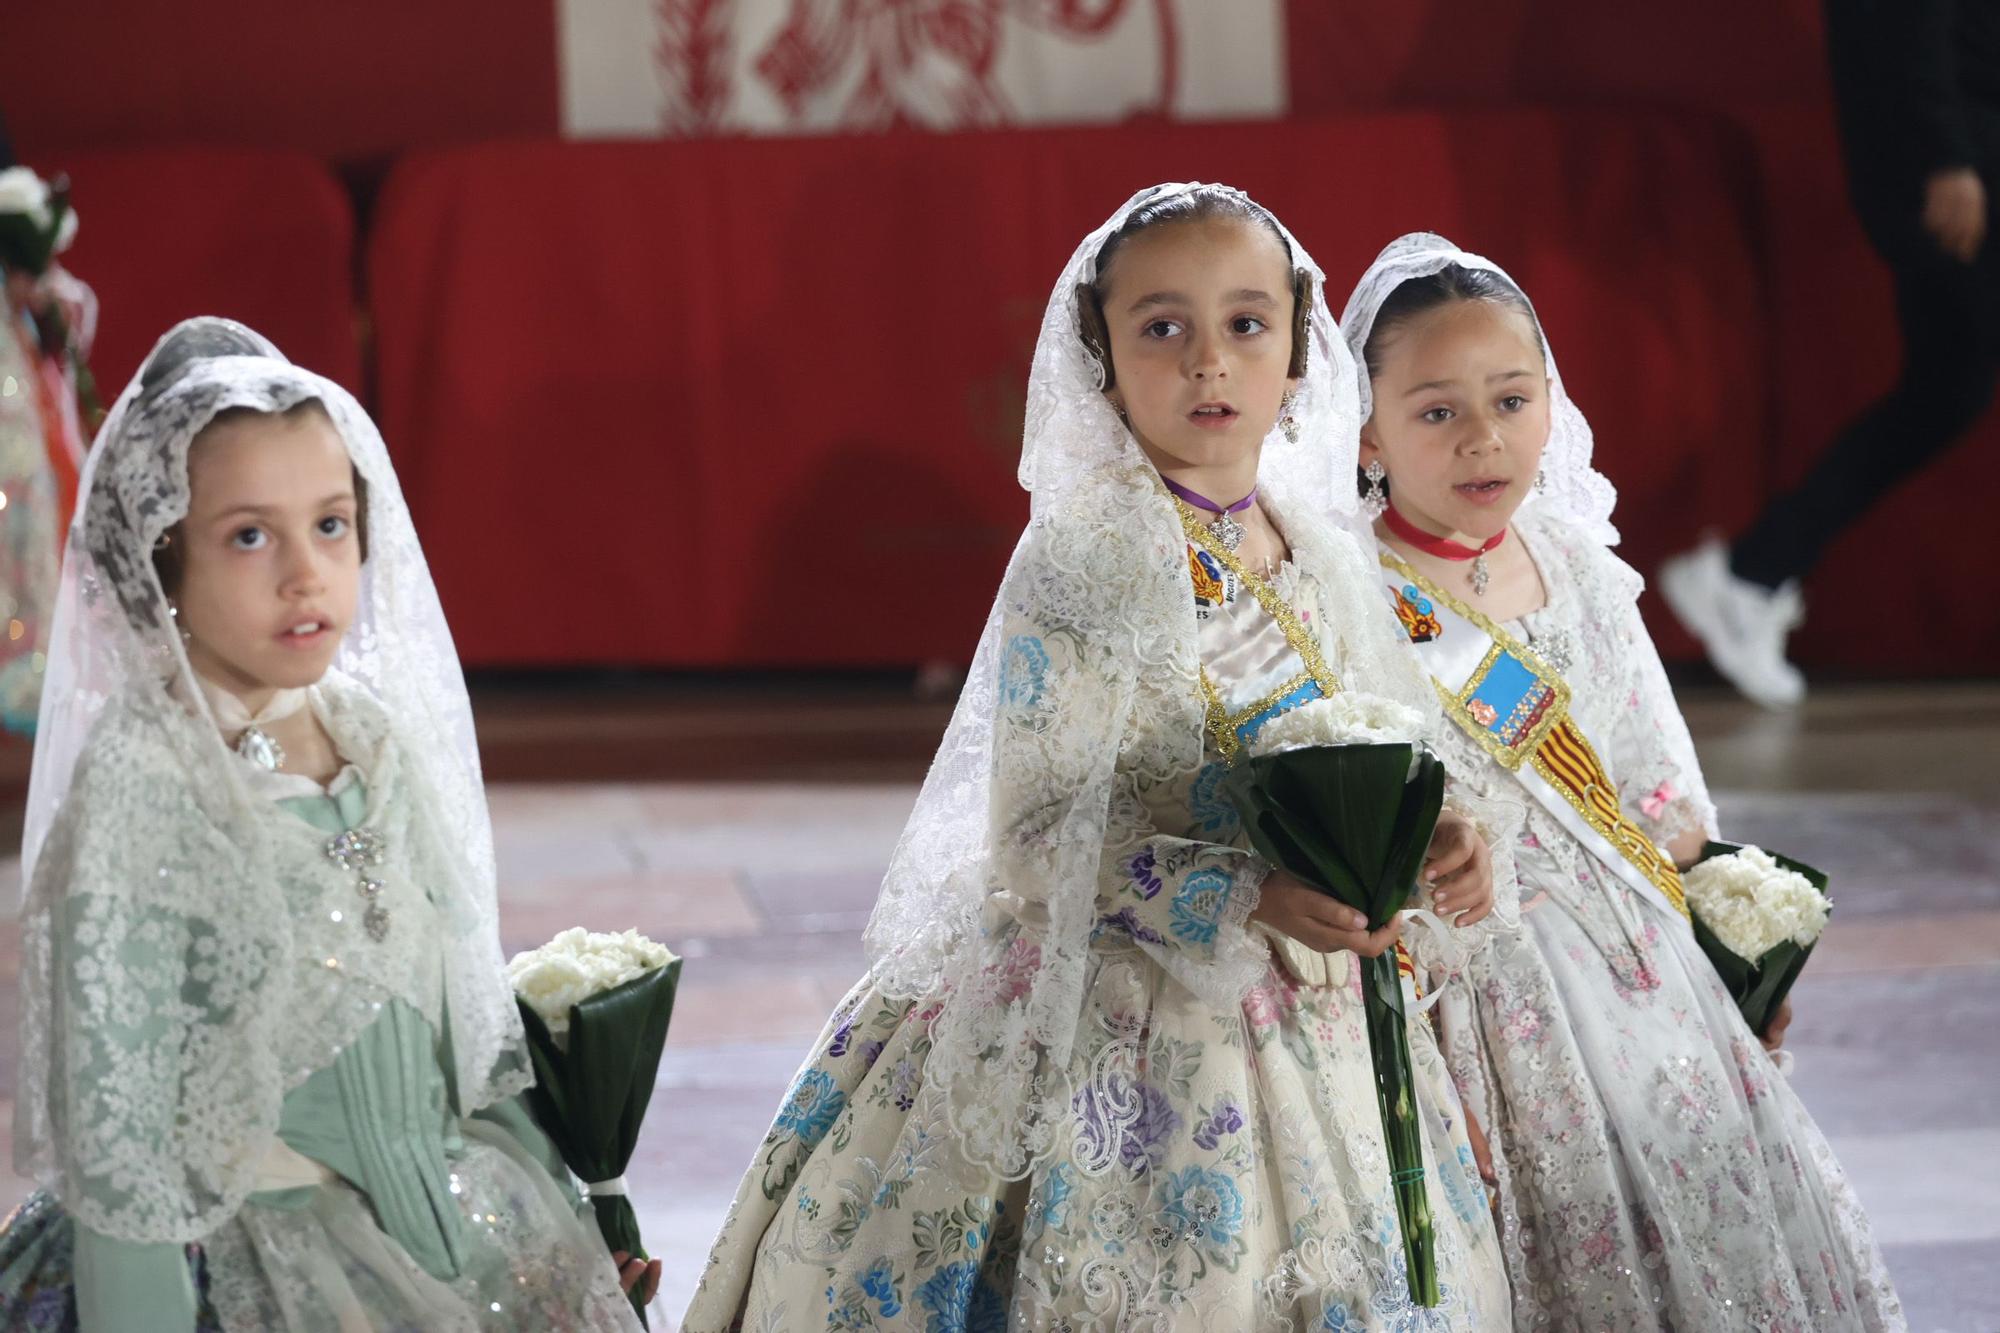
[[0, 696, 643, 1333], [681, 516, 1510, 1332], [1399, 513, 1905, 1332]]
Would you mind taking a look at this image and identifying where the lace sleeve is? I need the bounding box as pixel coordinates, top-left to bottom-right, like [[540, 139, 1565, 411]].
[[1409, 783, 1526, 980], [986, 581, 1268, 1009], [1093, 831, 1267, 960], [1565, 531, 1718, 849]]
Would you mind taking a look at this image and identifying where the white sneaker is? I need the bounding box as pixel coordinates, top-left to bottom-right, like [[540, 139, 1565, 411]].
[[1658, 537, 1807, 709]]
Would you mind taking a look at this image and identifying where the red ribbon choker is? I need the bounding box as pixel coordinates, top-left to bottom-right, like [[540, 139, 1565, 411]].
[[1381, 504, 1506, 561]]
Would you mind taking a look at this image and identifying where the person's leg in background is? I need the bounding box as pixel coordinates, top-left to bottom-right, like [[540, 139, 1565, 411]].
[[1662, 235, 2000, 707], [1734, 252, 1999, 586]]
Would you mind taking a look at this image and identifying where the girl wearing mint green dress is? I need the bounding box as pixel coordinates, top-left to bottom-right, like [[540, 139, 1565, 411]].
[[0, 318, 645, 1331]]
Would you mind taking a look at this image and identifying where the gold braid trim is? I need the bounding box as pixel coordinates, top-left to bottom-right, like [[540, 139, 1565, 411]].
[[1177, 496, 1341, 765]]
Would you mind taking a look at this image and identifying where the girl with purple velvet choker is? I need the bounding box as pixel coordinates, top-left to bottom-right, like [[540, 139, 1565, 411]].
[[684, 186, 1514, 1330]]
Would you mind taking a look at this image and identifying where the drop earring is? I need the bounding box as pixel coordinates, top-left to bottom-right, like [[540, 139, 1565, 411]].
[[1279, 389, 1301, 445], [1362, 459, 1388, 519], [1534, 469, 1548, 494], [167, 601, 192, 645]]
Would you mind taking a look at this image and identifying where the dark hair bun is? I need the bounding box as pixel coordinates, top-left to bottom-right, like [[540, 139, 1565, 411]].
[[1360, 264, 1540, 379], [138, 318, 283, 398]]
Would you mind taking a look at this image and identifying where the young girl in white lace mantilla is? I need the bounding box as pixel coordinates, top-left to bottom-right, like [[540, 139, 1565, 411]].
[[683, 187, 1514, 1332], [0, 319, 651, 1331], [1340, 232, 1906, 1332]]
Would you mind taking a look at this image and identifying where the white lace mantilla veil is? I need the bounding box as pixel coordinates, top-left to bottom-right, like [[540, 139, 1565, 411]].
[[1338, 232, 1620, 546], [13, 318, 530, 1243], [859, 184, 1471, 1179]]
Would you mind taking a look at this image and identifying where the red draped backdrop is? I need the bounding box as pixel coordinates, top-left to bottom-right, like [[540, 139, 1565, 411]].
[[6, 0, 1992, 673]]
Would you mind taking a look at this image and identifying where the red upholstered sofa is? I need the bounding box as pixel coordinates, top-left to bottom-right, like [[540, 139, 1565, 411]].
[[368, 112, 1783, 669], [55, 149, 360, 395]]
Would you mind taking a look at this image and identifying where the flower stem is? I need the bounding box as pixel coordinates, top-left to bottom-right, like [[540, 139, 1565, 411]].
[[1362, 951, 1438, 1306]]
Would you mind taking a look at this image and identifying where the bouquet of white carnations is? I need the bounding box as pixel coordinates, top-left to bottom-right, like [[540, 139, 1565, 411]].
[[1682, 843, 1830, 1038], [508, 928, 681, 1325], [1248, 692, 1429, 754], [1224, 692, 1444, 1305]]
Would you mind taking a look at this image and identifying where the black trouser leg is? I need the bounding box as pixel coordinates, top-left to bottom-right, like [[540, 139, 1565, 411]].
[[1731, 250, 2000, 589]]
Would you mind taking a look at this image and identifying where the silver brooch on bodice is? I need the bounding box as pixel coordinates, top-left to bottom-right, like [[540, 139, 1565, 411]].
[[326, 827, 391, 942]]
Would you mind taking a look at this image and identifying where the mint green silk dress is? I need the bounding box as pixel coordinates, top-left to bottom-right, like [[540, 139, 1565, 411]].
[[0, 770, 642, 1333]]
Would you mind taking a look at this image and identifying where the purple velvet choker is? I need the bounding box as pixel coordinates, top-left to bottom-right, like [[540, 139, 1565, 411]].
[[1161, 475, 1256, 551]]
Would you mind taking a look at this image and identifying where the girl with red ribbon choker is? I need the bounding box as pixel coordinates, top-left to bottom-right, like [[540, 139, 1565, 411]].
[[1339, 233, 1904, 1331]]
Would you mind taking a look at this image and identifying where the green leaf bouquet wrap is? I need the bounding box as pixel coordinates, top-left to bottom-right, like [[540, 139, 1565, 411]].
[[1221, 696, 1447, 1307], [509, 928, 682, 1325], [1683, 842, 1831, 1039]]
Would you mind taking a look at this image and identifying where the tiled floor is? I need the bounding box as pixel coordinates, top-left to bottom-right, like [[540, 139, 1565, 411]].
[[1, 680, 1996, 1330]]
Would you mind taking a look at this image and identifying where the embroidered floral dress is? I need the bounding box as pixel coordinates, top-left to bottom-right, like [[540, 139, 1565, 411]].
[[684, 500, 1510, 1332], [1379, 512, 1904, 1332]]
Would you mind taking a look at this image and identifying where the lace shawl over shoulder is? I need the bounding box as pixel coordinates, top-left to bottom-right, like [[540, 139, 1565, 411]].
[[19, 689, 290, 1241], [861, 186, 1484, 1178], [16, 678, 475, 1242], [1518, 511, 1718, 848], [13, 319, 529, 1243]]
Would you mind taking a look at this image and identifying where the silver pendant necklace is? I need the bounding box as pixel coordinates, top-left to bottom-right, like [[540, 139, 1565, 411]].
[[1382, 505, 1504, 598], [1163, 478, 1257, 553], [235, 725, 287, 771], [197, 676, 308, 773]]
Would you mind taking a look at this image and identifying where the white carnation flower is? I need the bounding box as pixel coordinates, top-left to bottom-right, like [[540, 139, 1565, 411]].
[[0, 167, 53, 227], [1247, 692, 1427, 758], [507, 926, 678, 1044], [1682, 846, 1829, 963]]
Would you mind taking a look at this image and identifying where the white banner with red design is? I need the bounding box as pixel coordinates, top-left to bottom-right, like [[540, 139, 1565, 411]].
[[560, 0, 1286, 136]]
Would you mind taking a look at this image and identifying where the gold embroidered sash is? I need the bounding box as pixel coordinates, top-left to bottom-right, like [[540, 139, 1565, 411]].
[[1381, 553, 1689, 922]]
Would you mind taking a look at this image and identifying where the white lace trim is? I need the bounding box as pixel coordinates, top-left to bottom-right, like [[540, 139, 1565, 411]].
[[858, 186, 1444, 1179], [15, 328, 529, 1242]]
